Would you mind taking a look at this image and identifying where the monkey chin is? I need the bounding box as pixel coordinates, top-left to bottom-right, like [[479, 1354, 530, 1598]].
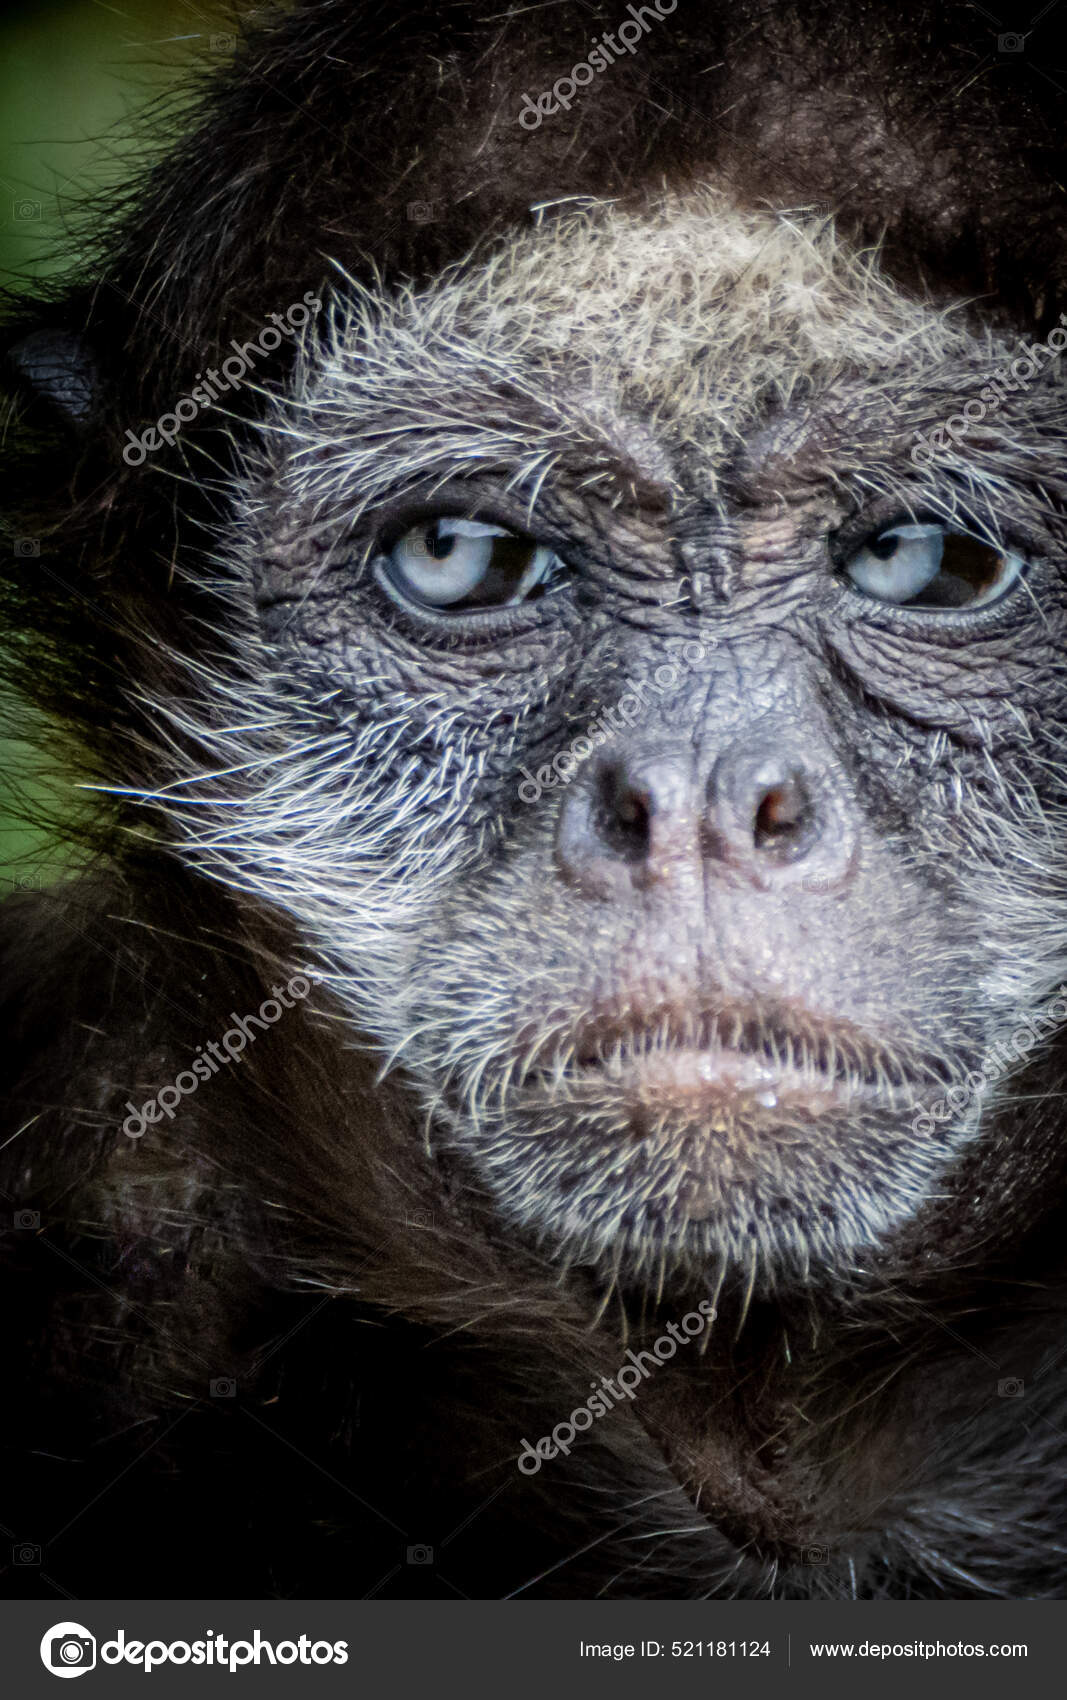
[[450, 1052, 954, 1295]]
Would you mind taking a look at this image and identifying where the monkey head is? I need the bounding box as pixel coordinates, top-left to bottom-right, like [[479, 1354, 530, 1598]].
[[120, 189, 1067, 1297]]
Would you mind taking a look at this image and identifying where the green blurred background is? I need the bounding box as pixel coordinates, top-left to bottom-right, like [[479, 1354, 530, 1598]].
[[0, 0, 230, 888]]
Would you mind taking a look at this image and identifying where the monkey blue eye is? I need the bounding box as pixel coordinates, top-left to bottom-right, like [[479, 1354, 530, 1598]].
[[841, 522, 1025, 610], [380, 517, 565, 613]]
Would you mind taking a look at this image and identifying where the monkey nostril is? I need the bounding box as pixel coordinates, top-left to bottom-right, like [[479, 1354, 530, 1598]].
[[556, 748, 696, 893], [598, 764, 653, 863], [705, 740, 856, 887], [752, 777, 812, 853]]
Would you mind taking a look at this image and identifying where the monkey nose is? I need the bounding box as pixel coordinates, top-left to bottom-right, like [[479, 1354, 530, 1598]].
[[554, 733, 858, 897]]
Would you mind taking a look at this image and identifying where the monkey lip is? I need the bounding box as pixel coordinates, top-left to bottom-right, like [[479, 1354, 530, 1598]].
[[541, 1002, 914, 1112], [586, 1044, 853, 1113]]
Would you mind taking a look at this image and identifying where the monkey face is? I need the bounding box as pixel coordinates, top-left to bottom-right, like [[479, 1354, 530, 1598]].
[[194, 191, 1067, 1292]]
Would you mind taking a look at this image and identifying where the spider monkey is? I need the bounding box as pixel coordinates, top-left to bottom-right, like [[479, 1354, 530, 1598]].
[[3, 0, 1067, 1599]]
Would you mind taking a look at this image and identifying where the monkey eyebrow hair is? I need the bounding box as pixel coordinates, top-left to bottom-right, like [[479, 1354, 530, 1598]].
[[257, 323, 676, 536], [249, 214, 751, 525]]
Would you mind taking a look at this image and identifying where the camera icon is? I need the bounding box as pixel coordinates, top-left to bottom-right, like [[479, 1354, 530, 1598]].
[[803, 1544, 830, 1565], [801, 873, 836, 894], [42, 1624, 97, 1676], [210, 33, 237, 51], [998, 1376, 1025, 1398], [14, 538, 40, 557], [406, 1543, 434, 1565], [12, 199, 42, 222], [407, 201, 439, 225], [13, 1542, 42, 1564], [210, 1377, 237, 1398], [14, 1209, 41, 1230], [997, 32, 1025, 52]]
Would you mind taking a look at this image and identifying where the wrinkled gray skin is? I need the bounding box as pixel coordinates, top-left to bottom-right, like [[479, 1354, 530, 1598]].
[[163, 195, 1067, 1301]]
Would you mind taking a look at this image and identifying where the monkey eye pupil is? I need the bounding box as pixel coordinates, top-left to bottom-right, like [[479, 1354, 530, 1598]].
[[840, 520, 1025, 611], [426, 527, 455, 560], [380, 516, 566, 613]]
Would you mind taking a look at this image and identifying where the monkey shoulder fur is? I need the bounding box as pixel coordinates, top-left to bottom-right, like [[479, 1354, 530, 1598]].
[[3, 0, 1067, 1599]]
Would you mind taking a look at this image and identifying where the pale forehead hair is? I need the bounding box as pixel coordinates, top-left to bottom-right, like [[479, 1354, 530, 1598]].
[[258, 187, 1000, 527]]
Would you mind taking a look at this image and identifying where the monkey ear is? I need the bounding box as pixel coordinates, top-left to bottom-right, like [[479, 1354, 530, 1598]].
[[3, 328, 99, 432]]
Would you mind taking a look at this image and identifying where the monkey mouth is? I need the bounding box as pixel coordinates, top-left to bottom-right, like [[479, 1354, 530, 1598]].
[[579, 1045, 852, 1116], [533, 1003, 920, 1116]]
